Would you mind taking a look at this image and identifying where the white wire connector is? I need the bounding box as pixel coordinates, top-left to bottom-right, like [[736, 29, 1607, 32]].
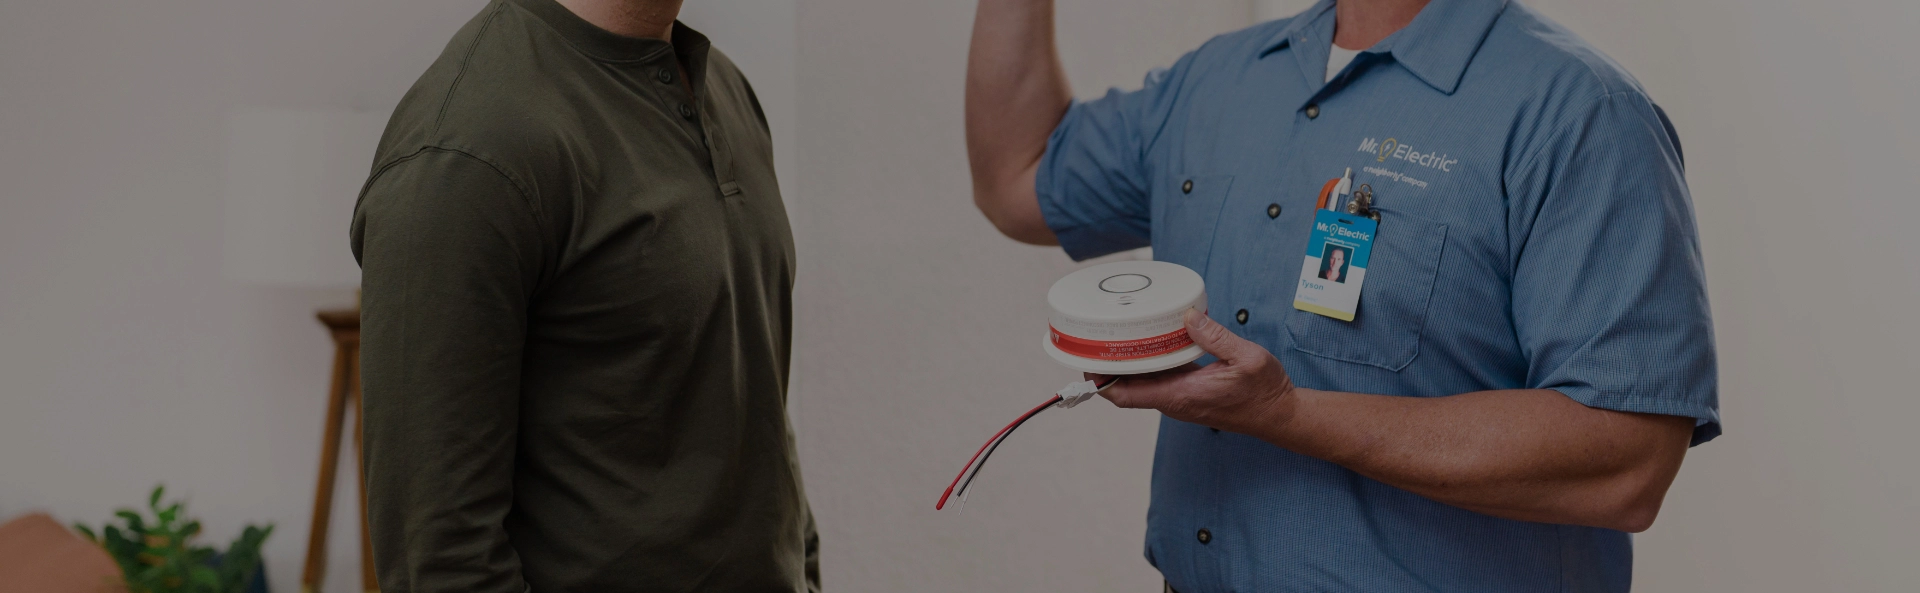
[[936, 377, 1123, 510], [1053, 379, 1101, 409]]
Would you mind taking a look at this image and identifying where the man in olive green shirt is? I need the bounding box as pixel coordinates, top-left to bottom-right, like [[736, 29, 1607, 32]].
[[350, 0, 816, 591]]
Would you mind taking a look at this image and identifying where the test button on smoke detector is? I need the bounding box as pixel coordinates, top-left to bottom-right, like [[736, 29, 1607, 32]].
[[1099, 273, 1152, 293]]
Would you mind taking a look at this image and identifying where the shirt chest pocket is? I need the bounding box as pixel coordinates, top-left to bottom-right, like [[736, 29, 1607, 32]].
[[1285, 207, 1448, 371], [1153, 174, 1233, 274]]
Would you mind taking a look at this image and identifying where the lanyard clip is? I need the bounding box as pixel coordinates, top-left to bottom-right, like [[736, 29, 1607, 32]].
[[1345, 183, 1381, 221]]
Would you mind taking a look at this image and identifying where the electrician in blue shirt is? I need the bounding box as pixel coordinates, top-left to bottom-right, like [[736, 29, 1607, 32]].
[[966, 0, 1717, 591]]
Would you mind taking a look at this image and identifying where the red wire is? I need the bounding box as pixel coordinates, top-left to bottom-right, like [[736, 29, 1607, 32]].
[[935, 394, 1064, 510]]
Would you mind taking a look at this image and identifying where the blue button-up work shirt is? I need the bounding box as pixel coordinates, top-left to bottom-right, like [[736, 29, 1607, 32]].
[[1036, 0, 1720, 590]]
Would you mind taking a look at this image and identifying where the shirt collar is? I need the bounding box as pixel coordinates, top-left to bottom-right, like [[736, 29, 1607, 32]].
[[509, 0, 710, 67], [1258, 0, 1509, 95], [1257, 0, 1334, 56]]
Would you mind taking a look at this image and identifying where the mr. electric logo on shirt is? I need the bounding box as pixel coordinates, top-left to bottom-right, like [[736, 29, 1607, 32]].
[[1356, 136, 1455, 191], [1358, 137, 1456, 172]]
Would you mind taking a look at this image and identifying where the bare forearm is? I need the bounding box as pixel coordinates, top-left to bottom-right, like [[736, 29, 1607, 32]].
[[1251, 388, 1693, 532], [1100, 312, 1697, 532], [966, 0, 1071, 244]]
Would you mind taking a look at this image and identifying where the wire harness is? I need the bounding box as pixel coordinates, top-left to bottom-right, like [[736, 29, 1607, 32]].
[[934, 377, 1120, 510], [1053, 379, 1102, 409]]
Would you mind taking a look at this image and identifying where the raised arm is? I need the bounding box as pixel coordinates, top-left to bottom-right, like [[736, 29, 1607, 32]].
[[966, 0, 1072, 245]]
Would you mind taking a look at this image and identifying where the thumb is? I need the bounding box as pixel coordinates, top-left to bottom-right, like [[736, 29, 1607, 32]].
[[1183, 308, 1251, 363]]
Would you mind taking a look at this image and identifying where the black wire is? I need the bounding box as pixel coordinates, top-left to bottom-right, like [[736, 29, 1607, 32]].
[[955, 377, 1121, 500], [955, 398, 1054, 499]]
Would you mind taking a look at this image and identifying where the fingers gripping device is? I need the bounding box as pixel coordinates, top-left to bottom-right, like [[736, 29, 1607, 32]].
[[936, 261, 1207, 510]]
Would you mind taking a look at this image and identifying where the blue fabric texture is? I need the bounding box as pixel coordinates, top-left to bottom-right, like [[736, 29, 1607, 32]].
[[1035, 0, 1718, 591]]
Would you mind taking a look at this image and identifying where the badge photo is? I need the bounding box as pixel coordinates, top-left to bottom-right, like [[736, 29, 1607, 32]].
[[1293, 209, 1376, 322]]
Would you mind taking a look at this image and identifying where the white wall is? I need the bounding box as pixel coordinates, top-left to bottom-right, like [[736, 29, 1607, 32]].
[[788, 1, 1247, 590], [1521, 1, 1920, 590], [0, 2, 486, 592], [3, 1, 1915, 593]]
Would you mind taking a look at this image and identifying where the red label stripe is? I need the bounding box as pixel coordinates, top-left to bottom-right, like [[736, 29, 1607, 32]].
[[1049, 326, 1194, 360]]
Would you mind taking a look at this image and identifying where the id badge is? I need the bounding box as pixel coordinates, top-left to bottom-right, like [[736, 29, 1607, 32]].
[[1293, 209, 1376, 322]]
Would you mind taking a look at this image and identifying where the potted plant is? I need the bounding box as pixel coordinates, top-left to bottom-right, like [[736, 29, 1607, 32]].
[[73, 485, 273, 593]]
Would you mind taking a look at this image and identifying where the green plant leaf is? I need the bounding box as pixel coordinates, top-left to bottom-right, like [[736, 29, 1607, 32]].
[[103, 526, 134, 552], [187, 547, 215, 565], [188, 566, 219, 588], [101, 526, 142, 576], [131, 562, 166, 586], [115, 510, 147, 534], [216, 523, 273, 592], [92, 486, 275, 593]]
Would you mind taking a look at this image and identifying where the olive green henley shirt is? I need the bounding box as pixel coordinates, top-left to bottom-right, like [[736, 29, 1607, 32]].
[[349, 1, 815, 591]]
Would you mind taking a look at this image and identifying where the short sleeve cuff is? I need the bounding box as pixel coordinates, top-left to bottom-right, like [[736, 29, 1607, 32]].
[[1038, 204, 1147, 262], [1547, 385, 1723, 446], [1035, 103, 1151, 262]]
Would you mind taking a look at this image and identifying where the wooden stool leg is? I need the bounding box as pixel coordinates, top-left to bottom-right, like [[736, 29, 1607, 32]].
[[301, 344, 353, 593], [350, 346, 380, 593]]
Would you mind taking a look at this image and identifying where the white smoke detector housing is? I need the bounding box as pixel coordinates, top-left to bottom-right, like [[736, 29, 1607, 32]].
[[1043, 260, 1208, 375]]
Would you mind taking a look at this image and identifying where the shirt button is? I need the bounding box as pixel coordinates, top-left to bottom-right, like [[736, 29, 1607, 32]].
[[1267, 203, 1282, 219], [1235, 309, 1249, 325], [1181, 179, 1194, 194], [1305, 104, 1320, 119], [656, 68, 675, 84], [1196, 528, 1212, 544], [679, 103, 697, 120]]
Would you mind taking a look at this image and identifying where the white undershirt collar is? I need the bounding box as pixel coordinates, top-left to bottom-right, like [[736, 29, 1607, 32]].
[[1327, 43, 1363, 83]]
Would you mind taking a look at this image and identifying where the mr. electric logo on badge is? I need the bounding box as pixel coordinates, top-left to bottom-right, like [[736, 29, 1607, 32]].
[[1315, 221, 1372, 241], [1358, 137, 1457, 172]]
